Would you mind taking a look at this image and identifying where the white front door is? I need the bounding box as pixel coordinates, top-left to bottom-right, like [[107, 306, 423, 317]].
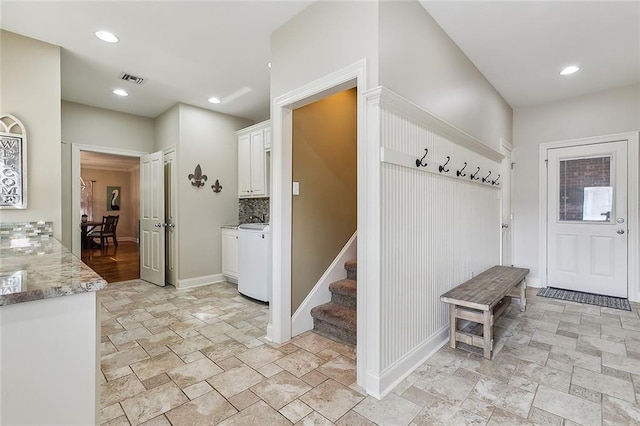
[[140, 151, 165, 286], [547, 141, 628, 297]]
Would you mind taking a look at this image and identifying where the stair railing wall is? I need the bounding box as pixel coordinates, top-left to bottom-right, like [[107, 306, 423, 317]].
[[364, 87, 503, 397]]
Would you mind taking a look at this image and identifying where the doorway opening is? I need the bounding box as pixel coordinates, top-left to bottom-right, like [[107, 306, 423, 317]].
[[78, 151, 141, 282]]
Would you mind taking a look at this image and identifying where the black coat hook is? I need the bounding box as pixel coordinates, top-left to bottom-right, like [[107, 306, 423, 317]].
[[415, 148, 428, 168], [470, 166, 480, 181], [439, 156, 451, 173], [492, 174, 501, 186], [482, 171, 492, 183], [456, 162, 467, 177]]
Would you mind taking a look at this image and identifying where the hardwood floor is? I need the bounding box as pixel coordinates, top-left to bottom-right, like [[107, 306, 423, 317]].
[[81, 241, 140, 283]]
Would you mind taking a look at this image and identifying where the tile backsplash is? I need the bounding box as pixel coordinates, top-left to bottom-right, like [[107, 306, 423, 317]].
[[0, 221, 53, 242], [239, 198, 270, 223]]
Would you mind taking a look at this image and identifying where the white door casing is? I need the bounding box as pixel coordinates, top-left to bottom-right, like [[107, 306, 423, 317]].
[[500, 139, 513, 267], [164, 149, 177, 286], [140, 151, 165, 286], [547, 141, 628, 298]]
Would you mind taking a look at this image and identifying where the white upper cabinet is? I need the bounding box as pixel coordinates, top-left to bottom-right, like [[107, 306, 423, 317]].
[[237, 120, 270, 198]]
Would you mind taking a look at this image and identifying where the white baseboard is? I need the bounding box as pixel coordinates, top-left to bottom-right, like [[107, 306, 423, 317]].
[[365, 326, 449, 399], [177, 273, 225, 290], [291, 232, 357, 337], [527, 277, 542, 288]]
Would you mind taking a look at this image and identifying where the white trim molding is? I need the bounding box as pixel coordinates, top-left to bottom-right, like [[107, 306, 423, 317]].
[[538, 132, 640, 301], [177, 273, 225, 290], [71, 144, 147, 257]]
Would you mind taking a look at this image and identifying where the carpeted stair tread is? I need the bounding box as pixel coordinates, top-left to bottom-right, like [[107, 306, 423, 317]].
[[345, 259, 357, 281], [311, 302, 356, 329], [329, 279, 357, 298]]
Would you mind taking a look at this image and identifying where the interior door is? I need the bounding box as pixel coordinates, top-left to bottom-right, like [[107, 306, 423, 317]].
[[140, 151, 165, 286], [547, 141, 628, 297], [164, 150, 177, 286]]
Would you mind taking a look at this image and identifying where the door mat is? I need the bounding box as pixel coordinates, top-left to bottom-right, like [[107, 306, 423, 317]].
[[537, 287, 631, 311]]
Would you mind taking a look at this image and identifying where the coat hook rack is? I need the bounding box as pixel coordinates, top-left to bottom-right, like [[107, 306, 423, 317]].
[[415, 148, 428, 168], [470, 166, 480, 181], [211, 179, 223, 193], [482, 171, 492, 183], [439, 156, 451, 173], [188, 164, 208, 187], [456, 162, 467, 177], [492, 174, 501, 186]]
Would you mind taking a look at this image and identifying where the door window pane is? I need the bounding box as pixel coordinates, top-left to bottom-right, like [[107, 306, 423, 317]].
[[558, 156, 612, 222]]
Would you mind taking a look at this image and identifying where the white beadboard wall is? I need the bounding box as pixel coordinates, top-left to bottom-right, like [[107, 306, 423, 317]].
[[374, 87, 502, 376]]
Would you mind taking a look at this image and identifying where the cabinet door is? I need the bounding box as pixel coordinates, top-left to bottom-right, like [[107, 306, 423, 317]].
[[238, 134, 252, 197], [264, 127, 271, 150], [250, 130, 266, 196], [221, 230, 238, 280]]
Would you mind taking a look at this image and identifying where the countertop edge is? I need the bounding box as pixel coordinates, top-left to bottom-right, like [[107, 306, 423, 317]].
[[0, 278, 107, 306]]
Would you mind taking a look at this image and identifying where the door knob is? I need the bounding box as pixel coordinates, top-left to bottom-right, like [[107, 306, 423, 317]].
[[155, 223, 163, 228], [617, 217, 626, 224], [617, 229, 625, 235]]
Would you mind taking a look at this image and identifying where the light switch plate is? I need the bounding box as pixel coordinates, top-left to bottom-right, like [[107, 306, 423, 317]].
[[293, 181, 300, 195]]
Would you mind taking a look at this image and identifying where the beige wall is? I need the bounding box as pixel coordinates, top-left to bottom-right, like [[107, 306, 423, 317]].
[[0, 30, 61, 238], [291, 89, 357, 312], [61, 101, 154, 247], [174, 104, 251, 282], [154, 104, 179, 151], [271, 0, 379, 99], [80, 168, 139, 240], [512, 83, 640, 284], [378, 1, 512, 150]]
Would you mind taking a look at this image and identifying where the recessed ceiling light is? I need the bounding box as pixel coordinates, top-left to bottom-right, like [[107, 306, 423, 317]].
[[95, 31, 119, 43], [560, 65, 580, 76], [208, 97, 221, 104], [113, 89, 128, 97]]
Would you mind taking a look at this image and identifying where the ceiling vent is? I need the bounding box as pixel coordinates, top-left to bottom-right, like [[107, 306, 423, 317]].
[[119, 73, 145, 85]]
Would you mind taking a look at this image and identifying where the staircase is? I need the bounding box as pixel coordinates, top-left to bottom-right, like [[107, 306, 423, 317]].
[[310, 260, 357, 345]]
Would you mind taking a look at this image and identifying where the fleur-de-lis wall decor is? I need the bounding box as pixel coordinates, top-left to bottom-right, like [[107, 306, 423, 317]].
[[211, 179, 223, 193], [188, 164, 208, 187]]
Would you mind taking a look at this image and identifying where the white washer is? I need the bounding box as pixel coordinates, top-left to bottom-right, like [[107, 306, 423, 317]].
[[237, 223, 271, 302]]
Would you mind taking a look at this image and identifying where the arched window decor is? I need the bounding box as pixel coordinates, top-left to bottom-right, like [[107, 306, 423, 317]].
[[0, 114, 27, 209]]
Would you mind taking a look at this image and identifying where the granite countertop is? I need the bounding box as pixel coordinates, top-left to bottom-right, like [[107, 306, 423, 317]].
[[0, 237, 107, 306]]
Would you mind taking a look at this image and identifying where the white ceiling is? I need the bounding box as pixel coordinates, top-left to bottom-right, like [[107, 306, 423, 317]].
[[420, 1, 640, 108], [2, 1, 638, 121]]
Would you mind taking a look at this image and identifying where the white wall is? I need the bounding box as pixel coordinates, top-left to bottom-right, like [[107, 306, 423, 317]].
[[0, 31, 61, 238], [378, 1, 512, 151], [176, 104, 251, 284], [271, 0, 379, 99], [512, 83, 640, 285], [61, 101, 154, 247]]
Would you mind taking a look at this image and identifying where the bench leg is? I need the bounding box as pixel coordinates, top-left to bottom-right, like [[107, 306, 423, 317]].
[[449, 304, 457, 349], [520, 278, 527, 312], [483, 309, 492, 359]]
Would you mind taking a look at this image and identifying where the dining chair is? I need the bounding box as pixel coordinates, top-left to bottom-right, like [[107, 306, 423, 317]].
[[88, 215, 119, 248]]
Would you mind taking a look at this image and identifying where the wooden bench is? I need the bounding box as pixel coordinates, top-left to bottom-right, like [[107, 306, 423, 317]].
[[440, 265, 529, 359]]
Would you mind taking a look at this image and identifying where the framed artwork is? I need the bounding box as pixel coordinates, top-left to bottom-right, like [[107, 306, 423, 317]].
[[0, 114, 27, 209], [107, 186, 121, 211]]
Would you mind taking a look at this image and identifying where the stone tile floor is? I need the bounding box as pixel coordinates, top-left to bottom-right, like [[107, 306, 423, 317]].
[[100, 280, 640, 425]]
